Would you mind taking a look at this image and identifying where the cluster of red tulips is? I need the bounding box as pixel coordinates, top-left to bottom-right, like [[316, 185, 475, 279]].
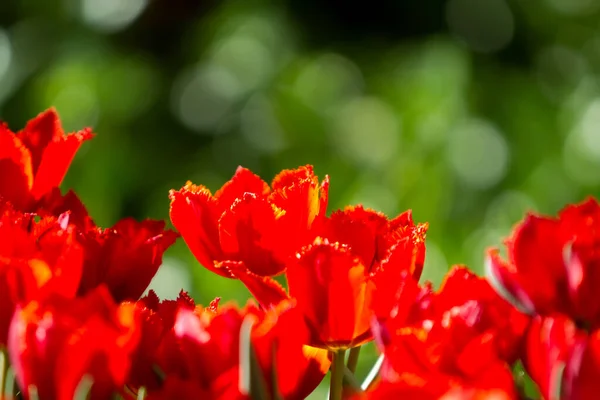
[[0, 109, 598, 399]]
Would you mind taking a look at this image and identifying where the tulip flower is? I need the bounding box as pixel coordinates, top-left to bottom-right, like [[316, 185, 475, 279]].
[[169, 165, 329, 277], [366, 267, 525, 400], [7, 286, 141, 400], [133, 292, 330, 400], [0, 108, 92, 212], [486, 197, 600, 323], [0, 208, 83, 345], [75, 218, 178, 302], [284, 207, 427, 350], [486, 198, 600, 399], [162, 301, 330, 400]]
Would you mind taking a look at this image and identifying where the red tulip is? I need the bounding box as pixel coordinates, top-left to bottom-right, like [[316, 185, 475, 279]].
[[282, 207, 427, 350], [567, 328, 600, 400], [362, 266, 528, 400], [0, 207, 83, 345], [126, 290, 199, 393], [523, 315, 581, 400], [0, 108, 92, 212], [485, 198, 600, 398], [486, 197, 600, 325], [75, 218, 178, 302], [422, 266, 530, 363], [215, 205, 427, 351], [7, 286, 141, 400], [169, 165, 329, 277], [142, 295, 330, 400], [376, 322, 517, 399], [522, 314, 600, 400], [250, 300, 331, 400], [35, 188, 94, 230]]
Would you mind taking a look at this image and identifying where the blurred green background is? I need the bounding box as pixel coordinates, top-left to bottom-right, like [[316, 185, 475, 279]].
[[1, 0, 599, 391]]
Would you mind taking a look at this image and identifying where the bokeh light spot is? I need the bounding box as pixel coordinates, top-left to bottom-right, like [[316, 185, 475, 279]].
[[171, 64, 242, 133], [52, 84, 99, 131], [81, 0, 148, 33], [0, 30, 12, 82], [447, 118, 509, 189], [579, 98, 600, 159], [564, 114, 600, 186], [211, 35, 274, 92], [330, 97, 400, 167], [240, 94, 287, 153], [293, 53, 364, 114], [544, 0, 600, 16]]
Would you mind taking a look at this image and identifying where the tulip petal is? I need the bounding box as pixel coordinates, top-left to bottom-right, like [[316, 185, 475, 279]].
[[78, 218, 179, 301], [18, 109, 62, 174], [287, 239, 374, 349], [270, 165, 322, 228], [564, 329, 600, 400], [269, 166, 326, 254], [371, 256, 417, 321], [36, 189, 92, 230], [485, 248, 536, 316], [524, 315, 581, 400], [323, 206, 389, 269], [0, 127, 33, 209], [30, 128, 93, 200], [169, 183, 227, 277], [214, 166, 271, 212], [509, 214, 569, 315], [8, 287, 141, 399], [219, 193, 286, 276], [223, 261, 289, 309]]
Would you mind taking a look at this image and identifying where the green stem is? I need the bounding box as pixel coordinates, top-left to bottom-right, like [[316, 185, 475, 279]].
[[346, 346, 361, 374], [329, 350, 346, 400], [343, 367, 363, 392]]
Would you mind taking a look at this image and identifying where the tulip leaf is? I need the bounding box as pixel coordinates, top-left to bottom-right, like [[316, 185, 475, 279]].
[[484, 255, 535, 315], [0, 348, 5, 396], [73, 374, 94, 400], [4, 366, 15, 398], [239, 314, 271, 400], [361, 354, 384, 391], [512, 361, 541, 400]]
